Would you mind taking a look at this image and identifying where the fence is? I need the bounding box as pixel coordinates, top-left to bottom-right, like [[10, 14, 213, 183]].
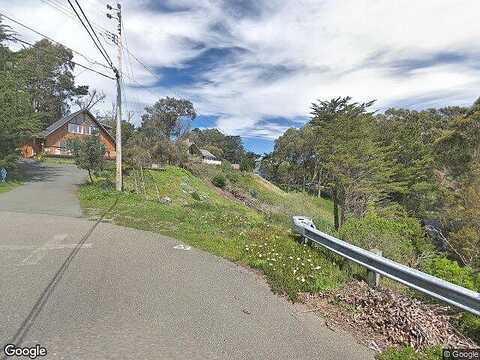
[[292, 216, 480, 316]]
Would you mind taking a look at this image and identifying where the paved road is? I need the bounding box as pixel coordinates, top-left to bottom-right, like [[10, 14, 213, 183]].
[[0, 161, 85, 217], [0, 161, 373, 359]]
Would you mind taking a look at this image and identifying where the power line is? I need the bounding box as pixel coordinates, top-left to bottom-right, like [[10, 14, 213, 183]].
[[0, 11, 111, 70], [39, 0, 111, 34], [73, 0, 114, 68], [124, 46, 162, 83], [12, 37, 116, 80], [39, 0, 118, 55], [66, 0, 114, 69]]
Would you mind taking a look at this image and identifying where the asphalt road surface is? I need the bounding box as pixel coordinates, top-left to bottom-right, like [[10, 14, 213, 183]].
[[0, 161, 373, 359]]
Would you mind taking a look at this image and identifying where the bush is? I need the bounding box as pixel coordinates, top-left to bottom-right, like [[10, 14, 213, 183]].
[[212, 174, 226, 189], [421, 256, 478, 291], [339, 212, 425, 266], [220, 160, 232, 172], [225, 170, 240, 184], [68, 136, 105, 183], [377, 346, 442, 360], [449, 226, 480, 269], [191, 191, 201, 201], [458, 313, 480, 343]]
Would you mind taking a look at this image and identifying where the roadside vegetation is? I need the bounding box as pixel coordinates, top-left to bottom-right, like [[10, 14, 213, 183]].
[[81, 165, 348, 299], [2, 16, 478, 357], [75, 93, 478, 356], [0, 180, 21, 194]]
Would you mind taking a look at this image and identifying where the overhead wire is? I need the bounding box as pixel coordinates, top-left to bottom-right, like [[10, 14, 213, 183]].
[[0, 10, 111, 70], [12, 37, 116, 80], [40, 0, 111, 34], [66, 0, 114, 69], [73, 0, 113, 67]]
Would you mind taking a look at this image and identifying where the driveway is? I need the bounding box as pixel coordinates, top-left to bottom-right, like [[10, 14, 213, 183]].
[[0, 161, 373, 359], [0, 160, 86, 217]]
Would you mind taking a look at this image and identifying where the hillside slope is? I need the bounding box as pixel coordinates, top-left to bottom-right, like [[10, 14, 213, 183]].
[[81, 165, 347, 298]]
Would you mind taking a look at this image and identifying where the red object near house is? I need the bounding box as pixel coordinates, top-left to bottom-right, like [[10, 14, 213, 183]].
[[21, 109, 116, 160]]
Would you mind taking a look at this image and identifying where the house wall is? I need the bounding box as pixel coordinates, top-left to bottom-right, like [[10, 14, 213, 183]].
[[20, 141, 41, 158], [44, 113, 116, 159]]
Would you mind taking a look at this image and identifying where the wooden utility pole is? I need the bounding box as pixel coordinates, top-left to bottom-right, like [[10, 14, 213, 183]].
[[108, 3, 123, 191]]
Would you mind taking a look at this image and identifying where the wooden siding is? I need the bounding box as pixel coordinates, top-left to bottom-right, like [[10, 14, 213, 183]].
[[22, 112, 116, 159]]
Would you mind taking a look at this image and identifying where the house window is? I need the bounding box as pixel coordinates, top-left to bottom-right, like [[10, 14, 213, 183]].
[[68, 122, 100, 135], [68, 123, 82, 134]]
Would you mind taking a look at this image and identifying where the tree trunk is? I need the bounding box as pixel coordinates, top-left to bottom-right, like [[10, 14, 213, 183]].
[[317, 169, 322, 197], [340, 206, 345, 228], [88, 169, 93, 183], [333, 187, 339, 230], [140, 166, 146, 196], [133, 170, 139, 194]]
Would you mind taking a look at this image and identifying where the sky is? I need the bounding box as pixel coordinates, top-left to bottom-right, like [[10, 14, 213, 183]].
[[2, 0, 480, 154]]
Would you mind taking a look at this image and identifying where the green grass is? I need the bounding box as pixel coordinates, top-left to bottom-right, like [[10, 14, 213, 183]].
[[80, 166, 348, 299], [377, 346, 442, 360], [234, 172, 335, 229], [0, 180, 21, 193], [40, 156, 75, 165], [189, 161, 336, 231]]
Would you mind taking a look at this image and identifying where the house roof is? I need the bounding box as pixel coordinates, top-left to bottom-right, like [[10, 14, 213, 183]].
[[41, 109, 115, 144], [199, 149, 217, 159]]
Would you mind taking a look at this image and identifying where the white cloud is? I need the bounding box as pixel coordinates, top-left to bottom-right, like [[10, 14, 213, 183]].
[[3, 0, 480, 140]]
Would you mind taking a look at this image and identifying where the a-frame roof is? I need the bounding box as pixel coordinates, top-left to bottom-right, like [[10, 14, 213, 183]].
[[41, 109, 115, 144]]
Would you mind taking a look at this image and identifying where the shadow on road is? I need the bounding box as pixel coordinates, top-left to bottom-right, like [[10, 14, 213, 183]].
[[14, 160, 77, 184]]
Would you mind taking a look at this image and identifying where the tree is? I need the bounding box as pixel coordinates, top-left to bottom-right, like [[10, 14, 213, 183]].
[[0, 19, 41, 168], [190, 128, 248, 163], [310, 96, 375, 126], [15, 39, 88, 128], [240, 151, 257, 172], [433, 101, 480, 268], [310, 97, 377, 228], [320, 114, 393, 228], [69, 136, 105, 183], [74, 89, 105, 111], [376, 109, 442, 218], [0, 16, 14, 43], [141, 97, 196, 140]]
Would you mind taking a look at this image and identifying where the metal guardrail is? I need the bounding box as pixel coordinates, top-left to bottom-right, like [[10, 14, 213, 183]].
[[292, 216, 480, 316]]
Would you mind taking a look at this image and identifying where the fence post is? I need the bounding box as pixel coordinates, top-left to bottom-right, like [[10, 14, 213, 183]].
[[367, 249, 382, 288]]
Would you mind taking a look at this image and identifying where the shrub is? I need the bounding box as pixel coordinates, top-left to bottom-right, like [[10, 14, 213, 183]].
[[250, 189, 258, 198], [220, 160, 232, 173], [449, 226, 480, 269], [458, 313, 480, 343], [377, 346, 442, 360], [191, 191, 201, 201], [212, 174, 226, 189], [339, 212, 425, 266], [68, 136, 105, 183], [225, 171, 240, 184], [421, 256, 477, 291]]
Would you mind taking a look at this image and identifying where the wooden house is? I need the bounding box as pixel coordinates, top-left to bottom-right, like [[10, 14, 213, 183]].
[[21, 109, 116, 159]]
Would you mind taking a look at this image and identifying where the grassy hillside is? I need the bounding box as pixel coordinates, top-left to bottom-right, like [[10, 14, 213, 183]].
[[80, 165, 348, 299]]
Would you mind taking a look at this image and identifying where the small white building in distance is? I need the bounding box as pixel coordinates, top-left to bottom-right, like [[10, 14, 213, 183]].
[[187, 141, 222, 166]]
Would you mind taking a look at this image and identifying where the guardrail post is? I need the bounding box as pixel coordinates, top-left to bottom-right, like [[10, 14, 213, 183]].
[[367, 249, 382, 288]]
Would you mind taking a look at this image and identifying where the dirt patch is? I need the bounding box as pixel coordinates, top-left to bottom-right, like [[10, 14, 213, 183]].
[[299, 280, 477, 353]]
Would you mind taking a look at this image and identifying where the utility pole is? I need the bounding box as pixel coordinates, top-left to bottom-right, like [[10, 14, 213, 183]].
[[107, 3, 122, 191]]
